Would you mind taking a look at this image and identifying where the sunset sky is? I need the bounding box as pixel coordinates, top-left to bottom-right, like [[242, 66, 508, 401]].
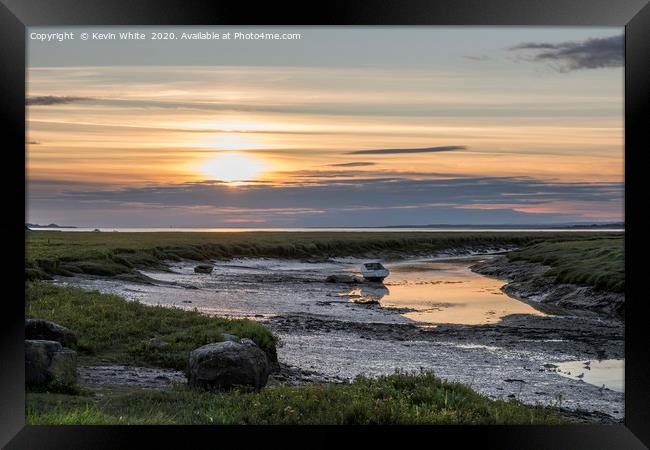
[[27, 27, 624, 227]]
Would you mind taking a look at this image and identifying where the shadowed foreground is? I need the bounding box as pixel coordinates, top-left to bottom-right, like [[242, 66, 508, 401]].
[[25, 282, 566, 425], [27, 371, 566, 425]]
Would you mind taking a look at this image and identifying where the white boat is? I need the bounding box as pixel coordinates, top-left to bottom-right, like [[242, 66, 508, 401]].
[[361, 262, 389, 282]]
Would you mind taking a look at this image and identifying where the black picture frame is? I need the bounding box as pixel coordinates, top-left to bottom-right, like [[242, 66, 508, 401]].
[[1, 0, 648, 448]]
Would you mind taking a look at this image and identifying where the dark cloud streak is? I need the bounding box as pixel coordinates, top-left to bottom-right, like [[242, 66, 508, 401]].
[[328, 162, 376, 167], [347, 146, 465, 155], [509, 34, 623, 72], [26, 96, 91, 106]]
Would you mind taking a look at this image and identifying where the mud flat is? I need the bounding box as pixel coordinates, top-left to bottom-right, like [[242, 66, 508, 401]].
[[55, 253, 624, 422], [470, 257, 624, 319]]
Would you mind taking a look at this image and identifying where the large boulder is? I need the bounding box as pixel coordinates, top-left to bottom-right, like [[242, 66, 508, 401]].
[[194, 264, 214, 274], [25, 340, 77, 388], [325, 274, 363, 284], [25, 319, 77, 348], [187, 339, 269, 390]]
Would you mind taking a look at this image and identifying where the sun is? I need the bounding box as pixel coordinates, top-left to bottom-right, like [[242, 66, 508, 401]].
[[199, 152, 267, 184]]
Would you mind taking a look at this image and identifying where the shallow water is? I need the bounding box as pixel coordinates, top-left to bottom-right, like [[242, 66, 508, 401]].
[[366, 260, 545, 325], [66, 256, 543, 326], [554, 359, 624, 393]]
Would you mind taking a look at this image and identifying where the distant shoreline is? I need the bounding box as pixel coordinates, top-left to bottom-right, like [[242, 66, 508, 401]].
[[383, 222, 624, 230], [26, 223, 77, 229], [25, 226, 624, 233]]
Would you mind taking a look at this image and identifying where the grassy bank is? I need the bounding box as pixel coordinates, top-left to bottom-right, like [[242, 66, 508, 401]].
[[26, 230, 618, 281], [507, 235, 624, 292], [25, 281, 568, 425], [27, 371, 566, 425], [26, 282, 277, 369]]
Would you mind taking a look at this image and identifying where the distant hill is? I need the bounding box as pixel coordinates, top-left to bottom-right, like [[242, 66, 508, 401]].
[[26, 223, 77, 229]]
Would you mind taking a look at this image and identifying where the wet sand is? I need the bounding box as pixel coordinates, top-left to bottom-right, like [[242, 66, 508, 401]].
[[54, 254, 624, 421]]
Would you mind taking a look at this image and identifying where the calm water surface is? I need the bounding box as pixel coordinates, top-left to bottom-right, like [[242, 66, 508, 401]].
[[341, 259, 545, 325], [554, 359, 624, 393]]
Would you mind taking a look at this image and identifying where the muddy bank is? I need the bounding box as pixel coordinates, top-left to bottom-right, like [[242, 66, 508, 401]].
[[267, 313, 623, 361], [56, 255, 625, 422], [78, 362, 344, 389], [470, 257, 624, 319], [267, 313, 623, 422], [79, 365, 186, 389]]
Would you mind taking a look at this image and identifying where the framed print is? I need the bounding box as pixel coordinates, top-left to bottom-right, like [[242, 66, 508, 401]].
[[1, 0, 648, 448]]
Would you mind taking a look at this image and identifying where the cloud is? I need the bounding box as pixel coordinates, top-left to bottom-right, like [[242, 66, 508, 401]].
[[328, 162, 376, 167], [464, 54, 492, 61], [509, 34, 623, 71], [347, 146, 465, 155], [28, 175, 623, 227], [26, 96, 90, 106]]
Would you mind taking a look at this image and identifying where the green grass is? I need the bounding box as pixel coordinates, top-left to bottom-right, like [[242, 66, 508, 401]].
[[26, 371, 567, 425], [26, 230, 618, 280], [508, 236, 624, 292], [24, 231, 620, 424], [25, 282, 277, 369]]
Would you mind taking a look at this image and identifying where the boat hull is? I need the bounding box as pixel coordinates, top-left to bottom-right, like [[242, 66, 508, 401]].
[[361, 265, 389, 283], [363, 276, 387, 282]]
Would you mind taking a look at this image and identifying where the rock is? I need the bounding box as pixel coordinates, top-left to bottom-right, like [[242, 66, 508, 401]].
[[194, 264, 214, 274], [187, 340, 269, 390], [325, 274, 363, 284], [25, 339, 77, 388], [25, 319, 77, 348], [145, 337, 170, 349]]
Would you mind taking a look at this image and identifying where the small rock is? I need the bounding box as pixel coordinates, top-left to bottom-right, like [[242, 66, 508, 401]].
[[25, 319, 77, 348], [194, 264, 214, 274], [145, 337, 171, 349], [25, 339, 77, 388]]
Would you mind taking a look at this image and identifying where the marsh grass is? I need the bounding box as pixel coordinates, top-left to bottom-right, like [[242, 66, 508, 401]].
[[508, 236, 624, 292], [23, 231, 620, 425], [26, 230, 618, 281], [25, 282, 277, 369], [26, 371, 566, 425]]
